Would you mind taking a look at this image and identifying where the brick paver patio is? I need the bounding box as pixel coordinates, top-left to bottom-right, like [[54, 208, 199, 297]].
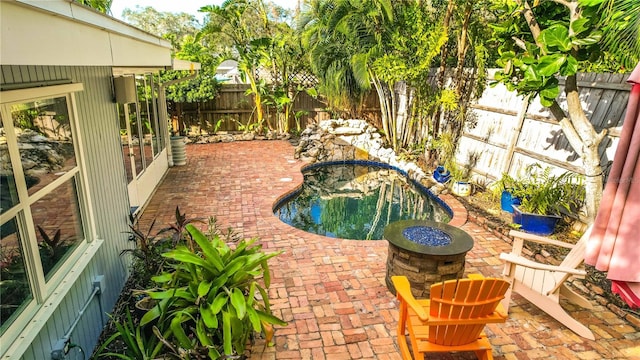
[[137, 141, 640, 360]]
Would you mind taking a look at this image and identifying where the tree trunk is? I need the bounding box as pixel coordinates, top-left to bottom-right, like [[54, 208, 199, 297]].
[[437, 0, 455, 88], [371, 73, 393, 147], [518, 0, 605, 222], [550, 75, 607, 222], [394, 81, 409, 150]]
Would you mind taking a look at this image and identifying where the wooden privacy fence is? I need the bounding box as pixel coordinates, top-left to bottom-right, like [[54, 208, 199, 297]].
[[177, 71, 631, 187], [456, 70, 630, 186], [178, 84, 381, 133]]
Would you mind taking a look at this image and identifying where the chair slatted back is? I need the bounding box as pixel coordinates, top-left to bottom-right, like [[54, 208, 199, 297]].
[[428, 278, 510, 346], [511, 228, 590, 296]]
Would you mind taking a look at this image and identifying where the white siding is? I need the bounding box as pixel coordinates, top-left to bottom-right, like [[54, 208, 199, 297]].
[[1, 65, 133, 359]]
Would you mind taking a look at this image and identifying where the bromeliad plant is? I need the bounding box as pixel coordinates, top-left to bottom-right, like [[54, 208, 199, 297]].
[[140, 224, 286, 359]]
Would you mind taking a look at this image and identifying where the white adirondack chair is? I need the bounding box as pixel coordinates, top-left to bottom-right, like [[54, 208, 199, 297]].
[[500, 229, 595, 340]]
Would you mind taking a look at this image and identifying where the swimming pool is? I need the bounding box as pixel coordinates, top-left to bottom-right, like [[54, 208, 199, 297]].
[[273, 161, 452, 240]]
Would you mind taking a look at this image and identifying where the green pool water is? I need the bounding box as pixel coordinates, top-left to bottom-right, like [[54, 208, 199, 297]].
[[274, 162, 452, 240]]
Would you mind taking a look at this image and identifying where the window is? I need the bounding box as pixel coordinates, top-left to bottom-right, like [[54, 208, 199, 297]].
[[0, 84, 92, 335], [118, 73, 165, 184]]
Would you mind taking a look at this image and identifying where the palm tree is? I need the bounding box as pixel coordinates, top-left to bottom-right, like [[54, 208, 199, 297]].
[[300, 1, 449, 152], [298, 0, 390, 115], [201, 0, 272, 131]]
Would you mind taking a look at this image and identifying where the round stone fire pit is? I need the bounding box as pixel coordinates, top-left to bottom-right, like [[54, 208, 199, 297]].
[[384, 219, 474, 298]]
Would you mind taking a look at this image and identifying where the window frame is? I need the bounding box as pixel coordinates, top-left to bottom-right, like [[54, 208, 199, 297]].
[[0, 83, 100, 354]]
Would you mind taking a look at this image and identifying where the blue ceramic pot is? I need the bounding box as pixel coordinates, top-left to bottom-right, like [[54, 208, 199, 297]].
[[511, 205, 561, 236], [500, 190, 521, 213], [433, 166, 451, 183]]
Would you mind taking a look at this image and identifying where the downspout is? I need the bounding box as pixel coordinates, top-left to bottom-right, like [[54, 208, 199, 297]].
[[159, 73, 198, 167]]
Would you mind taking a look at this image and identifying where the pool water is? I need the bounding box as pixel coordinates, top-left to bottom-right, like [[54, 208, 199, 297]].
[[274, 162, 452, 240]]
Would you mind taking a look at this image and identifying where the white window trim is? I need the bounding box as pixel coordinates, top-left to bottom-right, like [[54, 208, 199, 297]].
[[0, 239, 103, 360], [0, 83, 84, 104], [0, 83, 101, 358]]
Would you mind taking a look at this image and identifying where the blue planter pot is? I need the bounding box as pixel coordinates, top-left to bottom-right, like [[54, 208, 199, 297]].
[[500, 190, 521, 213], [511, 205, 561, 236], [433, 166, 451, 183]]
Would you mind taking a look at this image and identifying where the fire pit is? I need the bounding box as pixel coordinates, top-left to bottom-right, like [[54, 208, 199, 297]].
[[384, 219, 474, 297]]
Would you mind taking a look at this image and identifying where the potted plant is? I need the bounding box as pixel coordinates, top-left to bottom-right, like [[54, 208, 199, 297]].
[[433, 166, 451, 183], [446, 160, 473, 197], [509, 164, 585, 235], [492, 173, 522, 213]]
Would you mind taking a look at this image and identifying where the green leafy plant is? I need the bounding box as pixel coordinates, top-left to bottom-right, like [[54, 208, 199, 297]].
[[491, 172, 524, 200], [488, 0, 640, 222], [94, 309, 164, 359], [140, 224, 286, 359], [120, 219, 169, 287], [509, 164, 585, 216], [444, 159, 470, 184]]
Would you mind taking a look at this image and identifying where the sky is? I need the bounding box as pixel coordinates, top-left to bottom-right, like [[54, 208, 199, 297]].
[[110, 0, 297, 22]]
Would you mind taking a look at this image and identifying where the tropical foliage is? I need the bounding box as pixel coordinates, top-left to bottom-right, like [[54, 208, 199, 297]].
[[199, 0, 310, 134], [95, 215, 284, 359], [432, 0, 495, 153], [75, 0, 112, 14], [300, 0, 450, 153], [139, 224, 285, 358], [508, 164, 585, 216], [490, 0, 639, 221]]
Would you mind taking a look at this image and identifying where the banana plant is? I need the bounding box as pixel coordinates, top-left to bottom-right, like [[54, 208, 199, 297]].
[[140, 224, 286, 359]]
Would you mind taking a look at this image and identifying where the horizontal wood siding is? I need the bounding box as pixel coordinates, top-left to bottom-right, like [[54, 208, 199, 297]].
[[1, 65, 132, 359]]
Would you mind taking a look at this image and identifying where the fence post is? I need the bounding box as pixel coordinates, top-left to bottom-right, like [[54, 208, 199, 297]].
[[502, 94, 531, 176]]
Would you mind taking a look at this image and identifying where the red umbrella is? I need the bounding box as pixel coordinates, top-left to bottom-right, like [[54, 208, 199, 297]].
[[585, 61, 640, 308]]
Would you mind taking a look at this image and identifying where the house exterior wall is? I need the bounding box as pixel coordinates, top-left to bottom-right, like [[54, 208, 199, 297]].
[[1, 65, 133, 359], [1, 1, 172, 67]]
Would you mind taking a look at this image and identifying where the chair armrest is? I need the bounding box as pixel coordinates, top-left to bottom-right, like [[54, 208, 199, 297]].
[[509, 230, 576, 249], [500, 253, 586, 277], [391, 276, 429, 321]]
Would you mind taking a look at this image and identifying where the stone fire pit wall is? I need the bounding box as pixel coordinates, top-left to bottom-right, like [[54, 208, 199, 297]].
[[384, 220, 474, 298], [386, 244, 467, 298]]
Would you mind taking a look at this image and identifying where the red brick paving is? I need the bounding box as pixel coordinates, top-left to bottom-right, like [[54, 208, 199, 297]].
[[138, 141, 640, 360]]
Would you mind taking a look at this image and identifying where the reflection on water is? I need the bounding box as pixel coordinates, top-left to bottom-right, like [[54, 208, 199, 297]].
[[274, 163, 451, 240]]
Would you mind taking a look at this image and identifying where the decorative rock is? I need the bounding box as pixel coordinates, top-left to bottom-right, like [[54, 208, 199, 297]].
[[307, 148, 321, 158], [220, 135, 234, 142], [294, 119, 435, 191], [241, 132, 255, 141], [332, 127, 363, 136], [21, 159, 38, 170]]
